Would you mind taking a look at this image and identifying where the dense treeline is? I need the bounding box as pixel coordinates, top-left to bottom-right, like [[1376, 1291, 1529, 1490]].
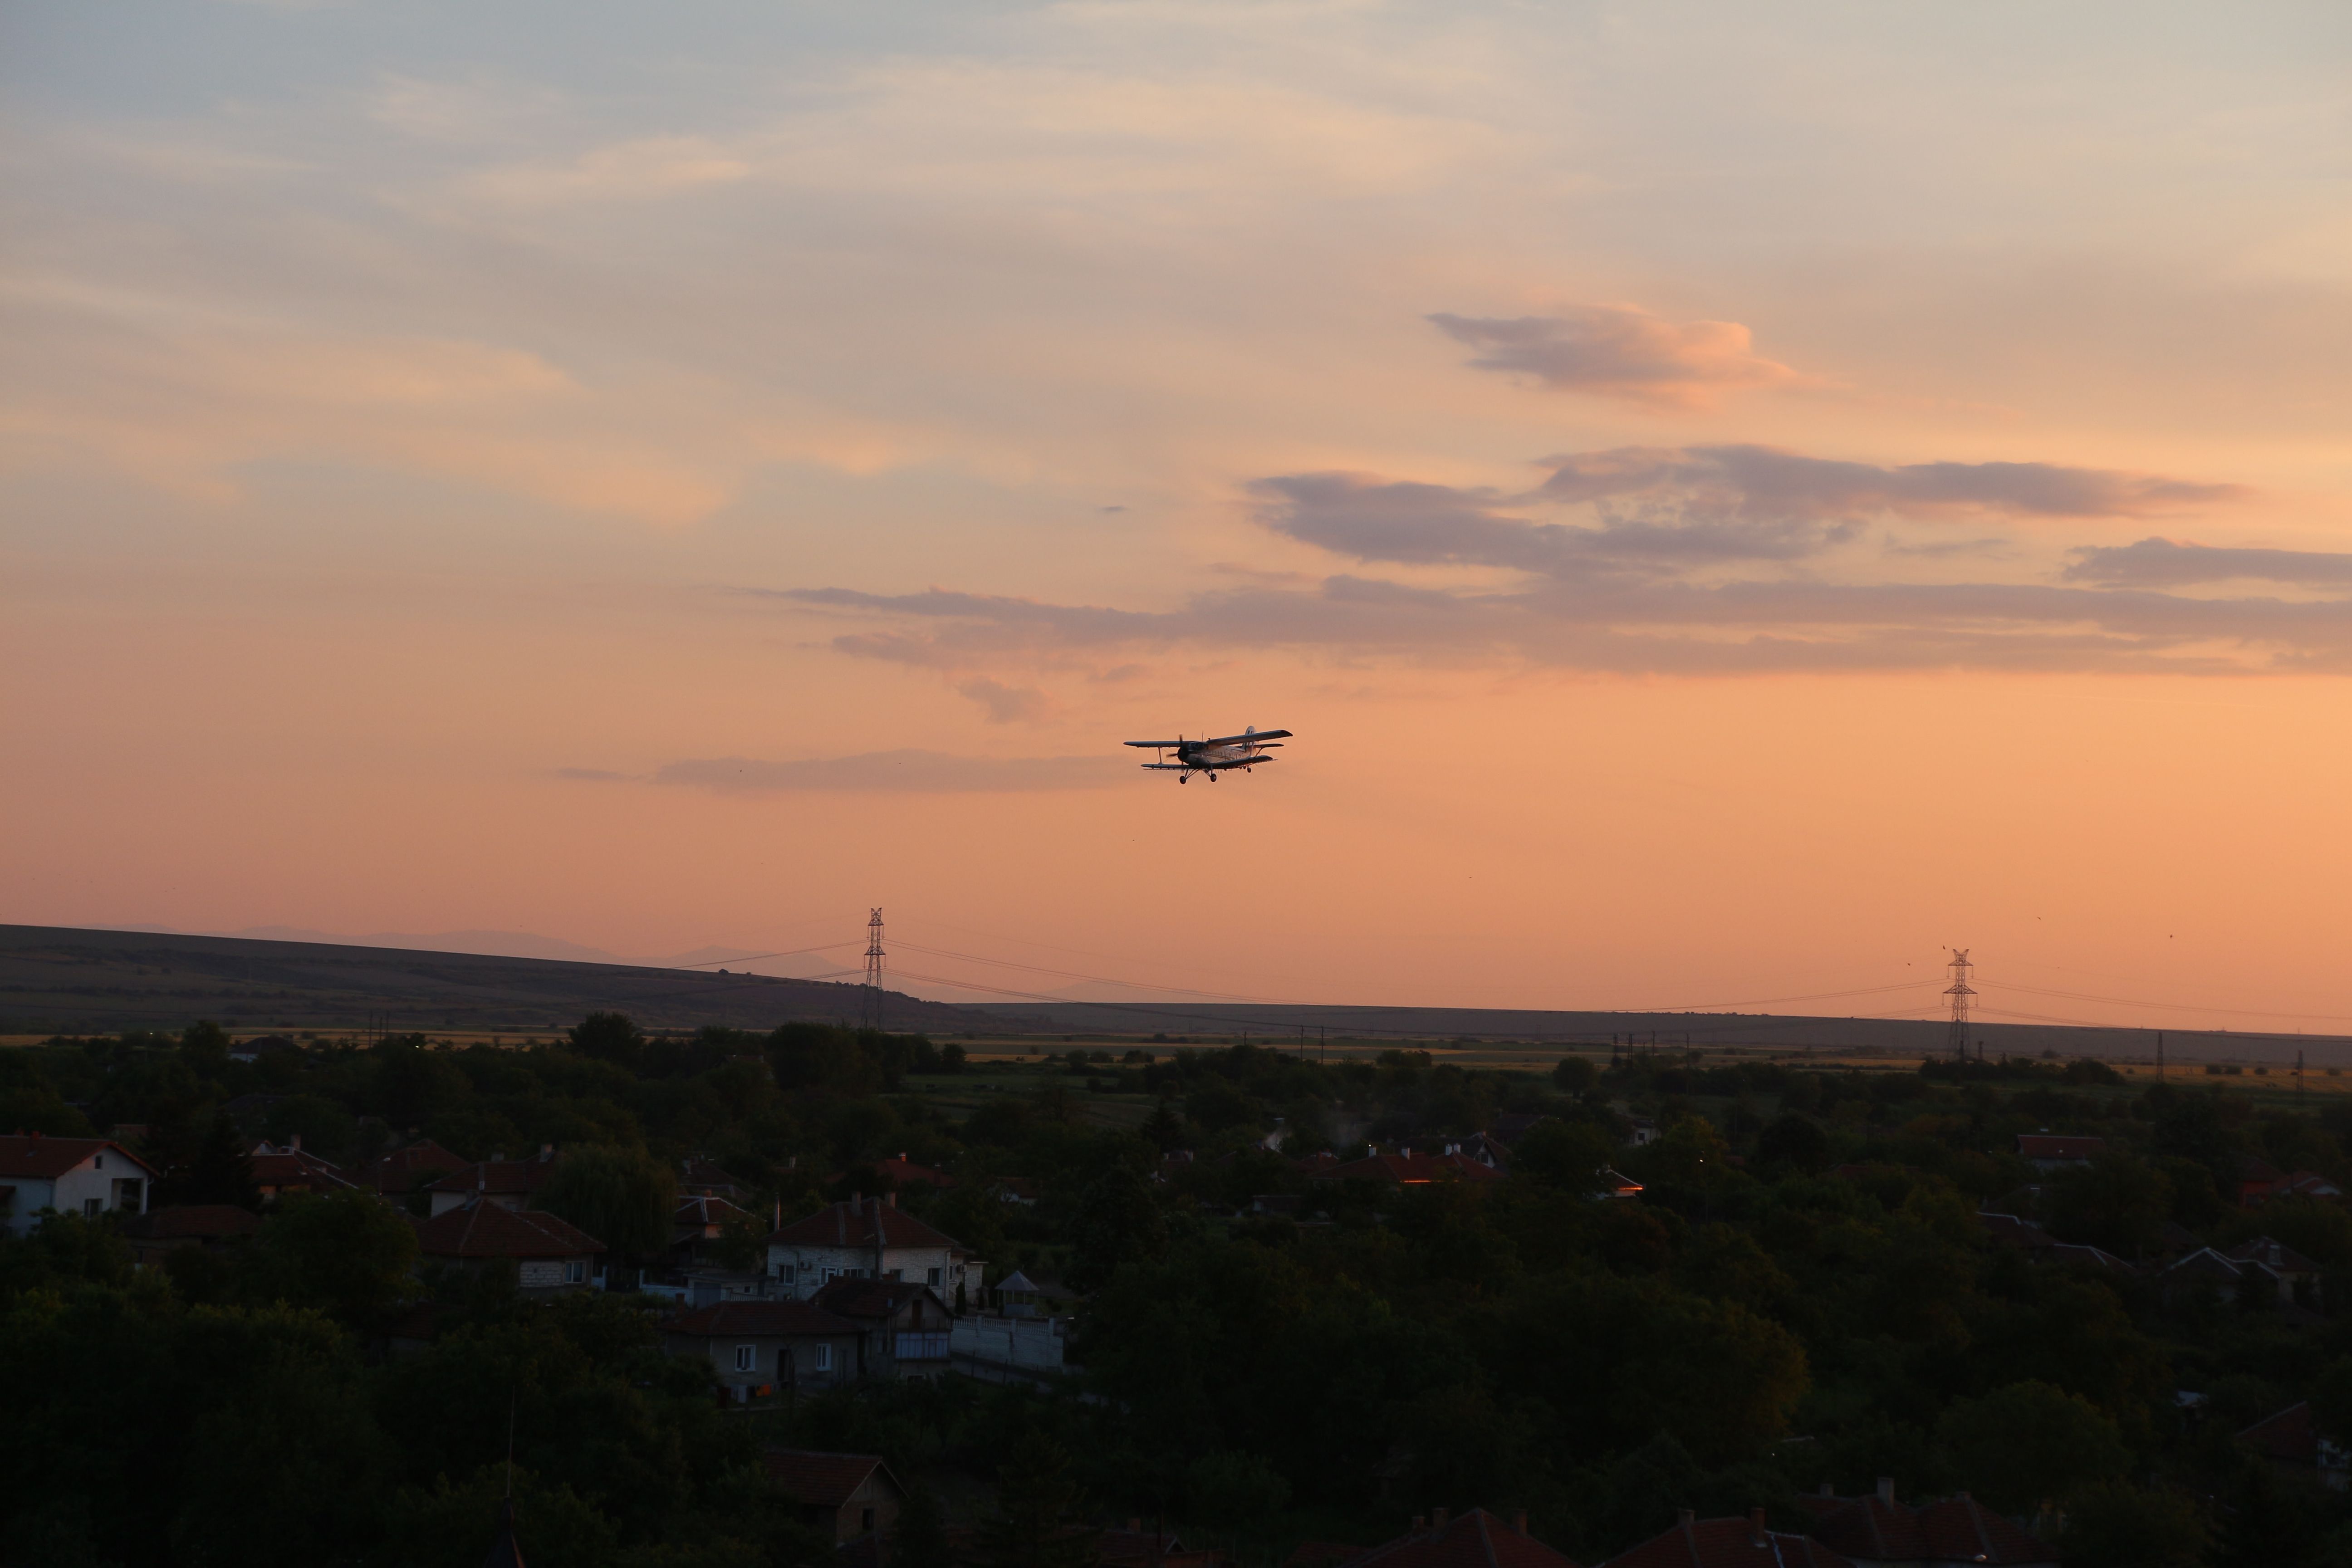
[[11, 1021, 2352, 1564]]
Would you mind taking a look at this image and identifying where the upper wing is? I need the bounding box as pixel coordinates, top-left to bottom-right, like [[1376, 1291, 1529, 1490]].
[[1207, 729, 1291, 745], [1124, 740, 1182, 748]]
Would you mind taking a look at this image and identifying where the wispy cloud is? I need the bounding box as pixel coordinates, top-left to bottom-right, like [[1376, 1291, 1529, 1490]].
[[652, 751, 1115, 793], [2063, 537, 2352, 588], [1428, 306, 1802, 409]]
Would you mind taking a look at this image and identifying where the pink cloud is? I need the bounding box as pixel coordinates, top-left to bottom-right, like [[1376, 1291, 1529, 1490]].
[[1428, 304, 1802, 410]]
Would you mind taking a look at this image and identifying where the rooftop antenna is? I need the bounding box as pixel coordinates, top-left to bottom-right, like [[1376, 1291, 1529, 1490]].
[[1943, 949, 1975, 1061], [860, 909, 886, 1033]]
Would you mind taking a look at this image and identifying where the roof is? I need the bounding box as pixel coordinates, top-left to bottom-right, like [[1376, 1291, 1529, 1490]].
[[414, 1199, 604, 1260], [761, 1449, 903, 1509], [2227, 1237, 2322, 1274], [997, 1269, 1041, 1293], [2016, 1134, 2106, 1161], [668, 1300, 857, 1338], [2044, 1242, 2135, 1273], [1344, 1509, 1578, 1568], [427, 1155, 563, 1197], [1602, 1515, 1851, 1568], [676, 1194, 752, 1229], [870, 1154, 955, 1190], [250, 1143, 357, 1191], [1806, 1494, 2055, 1565], [1101, 1528, 1190, 1563], [765, 1198, 966, 1252], [2237, 1154, 2287, 1185], [2277, 1171, 2344, 1200], [2240, 1401, 2319, 1465], [122, 1204, 261, 1240], [361, 1141, 468, 1193], [680, 1156, 750, 1192], [1976, 1212, 2056, 1251], [811, 1276, 947, 1320], [0, 1136, 157, 1182], [1307, 1152, 1508, 1185]]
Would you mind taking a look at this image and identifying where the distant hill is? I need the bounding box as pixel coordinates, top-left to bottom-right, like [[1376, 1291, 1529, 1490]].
[[0, 924, 1013, 1037]]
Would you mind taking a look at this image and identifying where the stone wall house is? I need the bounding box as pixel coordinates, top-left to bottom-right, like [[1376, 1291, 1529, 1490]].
[[414, 1197, 603, 1295], [1793, 1479, 2059, 1567], [763, 1194, 979, 1305], [664, 1300, 862, 1400], [427, 1147, 563, 1216], [249, 1137, 358, 1201], [810, 1276, 956, 1380]]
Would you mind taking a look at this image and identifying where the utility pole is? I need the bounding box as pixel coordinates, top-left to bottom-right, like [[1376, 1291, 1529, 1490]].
[[1944, 950, 1975, 1061], [2158, 1030, 2165, 1082], [859, 909, 885, 1033]]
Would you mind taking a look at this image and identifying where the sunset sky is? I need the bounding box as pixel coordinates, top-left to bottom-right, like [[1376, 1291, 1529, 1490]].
[[8, 2, 2352, 1035]]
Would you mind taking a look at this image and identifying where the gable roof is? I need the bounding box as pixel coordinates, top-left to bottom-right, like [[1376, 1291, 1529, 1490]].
[[1308, 1152, 1507, 1185], [1602, 1515, 1850, 1568], [766, 1198, 966, 1252], [761, 1449, 905, 1509], [2226, 1236, 2322, 1274], [361, 1141, 468, 1194], [0, 1136, 157, 1182], [1976, 1211, 2055, 1252], [414, 1199, 604, 1260], [2240, 1401, 2320, 1465], [427, 1155, 563, 1197], [811, 1276, 948, 1320], [1346, 1509, 1578, 1568], [250, 1143, 358, 1192], [668, 1300, 857, 1338], [1805, 1494, 2054, 1565], [676, 1194, 752, 1230]]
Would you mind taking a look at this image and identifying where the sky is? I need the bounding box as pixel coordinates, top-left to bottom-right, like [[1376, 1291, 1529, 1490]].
[[6, 0, 2352, 1036]]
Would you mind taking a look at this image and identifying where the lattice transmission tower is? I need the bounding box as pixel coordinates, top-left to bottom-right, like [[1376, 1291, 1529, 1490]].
[[860, 908, 886, 1033], [1944, 948, 1975, 1060]]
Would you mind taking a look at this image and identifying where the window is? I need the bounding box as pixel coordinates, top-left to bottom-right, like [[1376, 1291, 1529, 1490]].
[[862, 1509, 875, 1533], [887, 1268, 902, 1281], [93, 1155, 103, 1170], [563, 1260, 586, 1284], [83, 1198, 102, 1217], [814, 1344, 832, 1372], [781, 1263, 797, 1283], [926, 1266, 942, 1287], [734, 1345, 756, 1373]]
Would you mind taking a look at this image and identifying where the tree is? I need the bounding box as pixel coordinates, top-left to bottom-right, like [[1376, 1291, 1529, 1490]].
[[538, 1146, 676, 1259], [1550, 1057, 1598, 1094], [1510, 1118, 1617, 1196], [182, 1110, 261, 1209], [242, 1187, 419, 1329], [1934, 1381, 2128, 1514], [1141, 1096, 1187, 1154], [940, 1042, 969, 1075], [2059, 1482, 2205, 1568], [567, 1012, 646, 1071], [1065, 1165, 1167, 1292], [2043, 1151, 2171, 1257], [973, 1432, 1096, 1568], [1186, 1450, 1289, 1552], [180, 1020, 233, 1073], [1753, 1113, 1830, 1175], [895, 1487, 954, 1568]]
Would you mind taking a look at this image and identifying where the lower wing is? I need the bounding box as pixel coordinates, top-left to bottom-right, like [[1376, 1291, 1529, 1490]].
[[1124, 740, 1182, 748], [1140, 763, 1193, 770], [1205, 755, 1276, 769]]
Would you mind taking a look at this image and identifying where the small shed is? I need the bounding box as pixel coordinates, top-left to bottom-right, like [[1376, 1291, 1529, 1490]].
[[763, 1449, 907, 1542]]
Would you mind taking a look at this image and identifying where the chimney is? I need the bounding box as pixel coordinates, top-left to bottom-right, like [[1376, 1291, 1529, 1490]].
[[886, 1191, 898, 1208], [1876, 1477, 1895, 1506], [540, 1143, 554, 1161], [1511, 1510, 1527, 1535], [1676, 1509, 1695, 1529], [1748, 1509, 1767, 1546], [1431, 1508, 1448, 1532], [1410, 1516, 1426, 1534], [289, 1133, 302, 1153], [851, 1192, 863, 1215]]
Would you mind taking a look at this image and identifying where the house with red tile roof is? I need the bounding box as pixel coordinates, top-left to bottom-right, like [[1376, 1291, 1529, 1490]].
[[764, 1193, 979, 1304], [1793, 1480, 2058, 1567], [414, 1197, 604, 1295], [812, 1275, 956, 1380], [1603, 1510, 1850, 1568], [2239, 1402, 2351, 1491], [426, 1147, 564, 1216], [2164, 1236, 2319, 1305], [2015, 1134, 2104, 1171], [857, 1153, 956, 1191], [359, 1140, 467, 1200], [1342, 1506, 1578, 1568], [762, 1449, 906, 1543], [0, 1135, 155, 1236], [249, 1138, 358, 1201], [679, 1156, 753, 1200], [664, 1299, 861, 1399], [121, 1203, 260, 1268], [1305, 1150, 1507, 1186]]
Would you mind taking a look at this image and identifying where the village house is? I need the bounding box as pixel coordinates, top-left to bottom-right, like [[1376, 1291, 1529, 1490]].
[[663, 1299, 861, 1401], [413, 1197, 604, 1295], [811, 1275, 956, 1379], [679, 1156, 754, 1201], [2015, 1133, 2105, 1172], [865, 1153, 955, 1191], [2239, 1402, 2352, 1491], [1603, 1510, 1851, 1567], [762, 1449, 906, 1544], [426, 1147, 563, 1216], [2164, 1236, 2322, 1307], [0, 1135, 155, 1236], [672, 1193, 755, 1262], [1305, 1149, 1507, 1187], [249, 1137, 358, 1201], [121, 1204, 260, 1268], [764, 1194, 979, 1305], [359, 1139, 467, 1202], [2234, 1155, 2346, 1206], [1343, 1505, 1583, 1568], [1794, 1479, 2059, 1567]]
